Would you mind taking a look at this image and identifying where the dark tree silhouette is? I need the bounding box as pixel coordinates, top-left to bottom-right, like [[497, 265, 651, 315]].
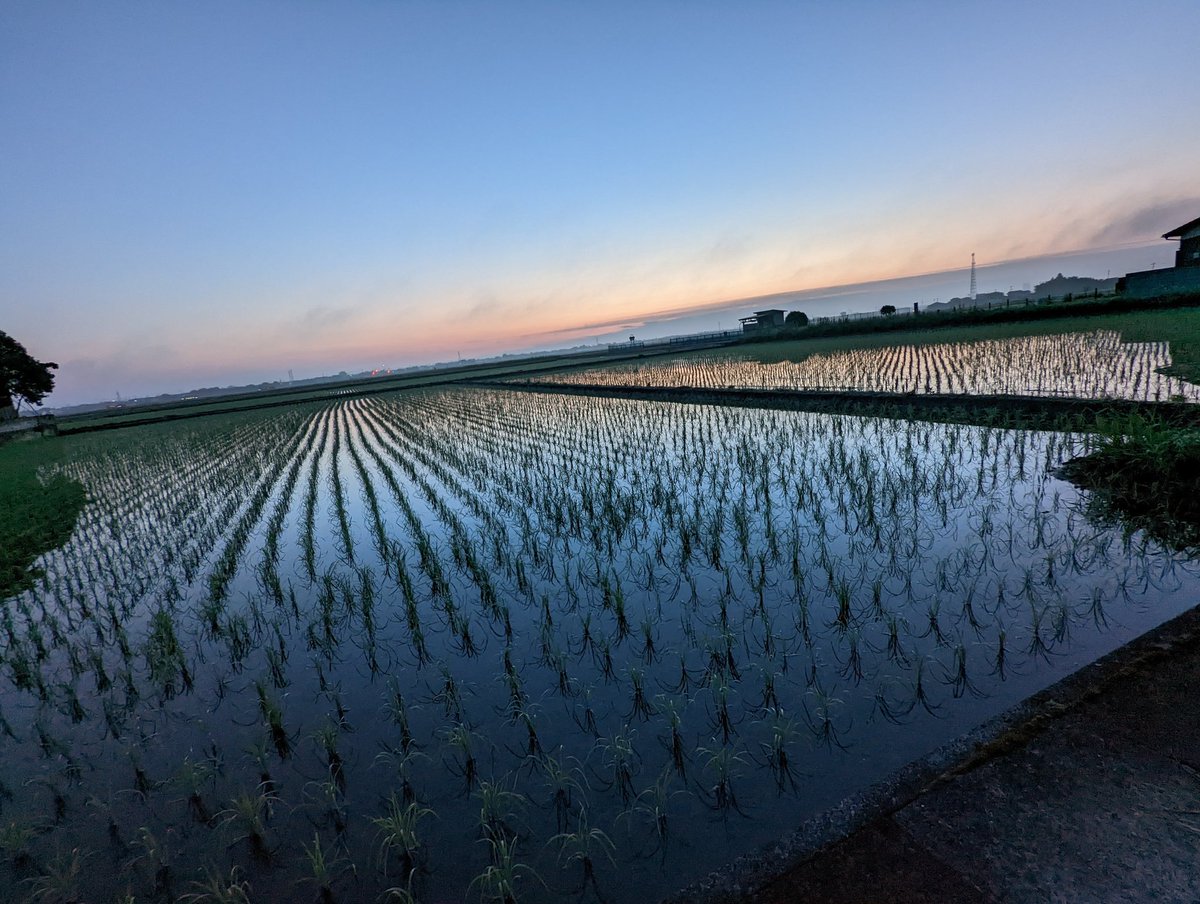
[[1, 331, 57, 417], [785, 311, 808, 327], [880, 304, 897, 316]]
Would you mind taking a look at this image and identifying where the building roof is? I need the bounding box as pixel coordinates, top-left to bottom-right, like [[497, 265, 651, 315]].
[[754, 309, 786, 316], [1164, 216, 1200, 239]]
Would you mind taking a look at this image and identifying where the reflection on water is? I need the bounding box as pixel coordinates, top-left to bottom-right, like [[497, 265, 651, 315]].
[[1, 388, 1197, 902], [534, 330, 1200, 401]]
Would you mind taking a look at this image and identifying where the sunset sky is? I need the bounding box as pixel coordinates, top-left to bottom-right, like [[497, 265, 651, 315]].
[[3, 1, 1198, 406]]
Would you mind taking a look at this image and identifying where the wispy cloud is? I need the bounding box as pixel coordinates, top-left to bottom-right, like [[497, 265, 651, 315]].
[[295, 304, 362, 331], [1089, 198, 1200, 247]]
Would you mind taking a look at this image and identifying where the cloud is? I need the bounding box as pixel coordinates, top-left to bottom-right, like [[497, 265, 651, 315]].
[[529, 315, 649, 338], [1089, 198, 1200, 247], [296, 304, 362, 330]]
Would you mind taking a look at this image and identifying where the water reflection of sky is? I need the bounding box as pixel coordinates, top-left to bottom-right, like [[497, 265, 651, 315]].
[[4, 388, 1198, 902]]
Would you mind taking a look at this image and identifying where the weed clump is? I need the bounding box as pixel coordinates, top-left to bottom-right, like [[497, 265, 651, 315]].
[[1060, 414, 1200, 550]]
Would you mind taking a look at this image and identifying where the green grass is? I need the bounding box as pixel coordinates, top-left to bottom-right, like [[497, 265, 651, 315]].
[[0, 436, 87, 599], [1059, 413, 1200, 550], [705, 307, 1200, 375]]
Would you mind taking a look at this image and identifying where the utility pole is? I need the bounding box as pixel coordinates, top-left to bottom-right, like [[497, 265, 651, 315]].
[[969, 253, 977, 301]]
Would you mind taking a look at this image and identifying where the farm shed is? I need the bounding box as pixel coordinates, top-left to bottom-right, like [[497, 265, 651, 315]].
[[1166, 215, 1200, 269], [738, 309, 787, 333], [1121, 214, 1200, 298]]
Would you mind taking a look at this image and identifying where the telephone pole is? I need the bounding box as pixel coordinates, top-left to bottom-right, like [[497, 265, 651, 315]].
[[969, 253, 977, 301]]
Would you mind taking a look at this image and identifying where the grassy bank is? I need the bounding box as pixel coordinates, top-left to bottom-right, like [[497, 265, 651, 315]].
[[1058, 414, 1200, 551], [0, 437, 87, 599]]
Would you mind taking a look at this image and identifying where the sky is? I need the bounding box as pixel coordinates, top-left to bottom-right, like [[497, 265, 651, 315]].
[[2, 1, 1198, 407]]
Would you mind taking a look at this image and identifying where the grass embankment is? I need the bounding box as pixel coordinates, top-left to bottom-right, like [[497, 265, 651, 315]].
[[0, 437, 87, 598], [1059, 414, 1200, 551]]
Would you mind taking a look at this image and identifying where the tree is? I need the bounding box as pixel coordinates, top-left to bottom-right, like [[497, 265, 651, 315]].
[[785, 311, 808, 328], [880, 304, 897, 316], [0, 331, 57, 417]]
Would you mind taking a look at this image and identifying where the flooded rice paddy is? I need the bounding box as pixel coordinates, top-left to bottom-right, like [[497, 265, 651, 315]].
[[535, 330, 1200, 401], [3, 386, 1199, 902]]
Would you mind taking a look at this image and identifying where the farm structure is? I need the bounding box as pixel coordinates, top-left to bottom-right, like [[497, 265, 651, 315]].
[[738, 309, 787, 333], [1122, 214, 1200, 298]]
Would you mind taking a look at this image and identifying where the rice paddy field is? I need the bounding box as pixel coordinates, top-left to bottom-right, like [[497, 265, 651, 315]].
[[531, 330, 1200, 400], [4, 327, 1200, 902]]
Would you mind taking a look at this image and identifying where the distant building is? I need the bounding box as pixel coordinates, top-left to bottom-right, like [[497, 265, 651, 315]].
[[1122, 215, 1200, 298], [1168, 216, 1200, 268], [1006, 290, 1034, 302], [738, 309, 787, 333]]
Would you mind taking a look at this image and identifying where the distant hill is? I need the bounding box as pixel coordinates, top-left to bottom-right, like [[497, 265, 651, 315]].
[[927, 291, 1008, 312], [1033, 273, 1118, 298]]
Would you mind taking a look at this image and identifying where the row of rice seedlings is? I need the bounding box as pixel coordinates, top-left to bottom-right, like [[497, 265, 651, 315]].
[[207, 412, 321, 605], [259, 408, 333, 608], [529, 330, 1200, 401]]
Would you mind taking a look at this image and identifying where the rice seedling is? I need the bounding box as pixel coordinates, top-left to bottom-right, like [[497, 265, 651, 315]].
[[255, 681, 291, 759], [626, 667, 656, 721], [1026, 604, 1053, 663], [128, 826, 173, 898], [597, 726, 639, 807], [299, 831, 355, 903], [629, 768, 688, 856], [539, 749, 587, 832], [698, 744, 748, 816], [476, 779, 525, 841], [708, 674, 738, 743], [175, 755, 216, 825], [758, 709, 804, 792], [218, 784, 276, 864], [379, 869, 420, 904], [373, 793, 434, 877], [804, 683, 851, 748], [0, 819, 36, 869], [443, 723, 481, 791], [572, 686, 601, 738], [469, 834, 542, 904], [24, 846, 86, 903], [181, 865, 252, 904], [551, 808, 616, 893], [944, 643, 984, 699]]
